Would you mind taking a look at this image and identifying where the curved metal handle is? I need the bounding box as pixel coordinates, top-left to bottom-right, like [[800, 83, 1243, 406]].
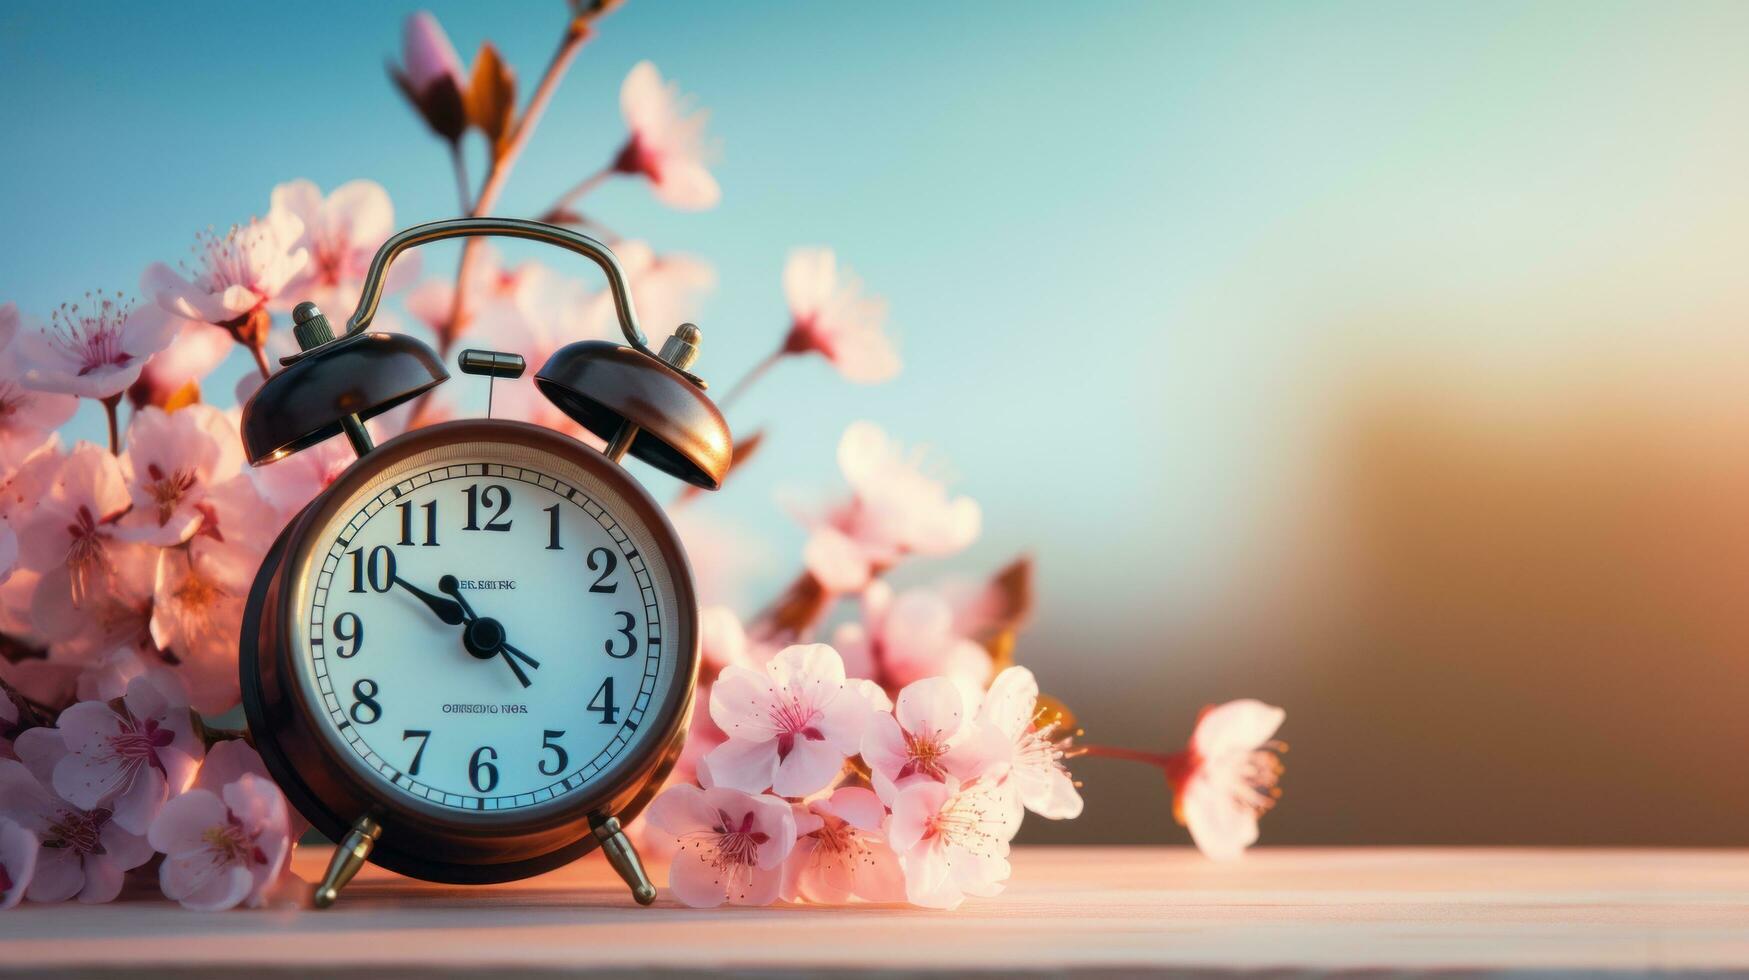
[[346, 217, 651, 353]]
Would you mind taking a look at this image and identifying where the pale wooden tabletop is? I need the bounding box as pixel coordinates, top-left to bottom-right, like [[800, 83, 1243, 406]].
[[0, 846, 1744, 976]]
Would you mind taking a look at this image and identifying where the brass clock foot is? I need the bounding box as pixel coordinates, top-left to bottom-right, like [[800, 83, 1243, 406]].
[[313, 814, 383, 909], [591, 814, 657, 905]]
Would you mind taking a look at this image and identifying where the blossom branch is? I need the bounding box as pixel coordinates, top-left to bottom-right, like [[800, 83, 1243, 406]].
[[716, 350, 783, 411], [441, 12, 606, 355], [449, 141, 472, 213], [539, 165, 613, 223]]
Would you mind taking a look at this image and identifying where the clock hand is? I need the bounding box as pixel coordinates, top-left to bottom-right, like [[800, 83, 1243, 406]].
[[390, 576, 467, 626], [439, 575, 539, 687]]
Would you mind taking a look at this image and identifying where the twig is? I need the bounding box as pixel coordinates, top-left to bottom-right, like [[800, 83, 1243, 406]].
[[717, 350, 783, 411], [100, 393, 122, 454], [449, 141, 472, 213], [541, 165, 613, 222], [441, 15, 601, 355]]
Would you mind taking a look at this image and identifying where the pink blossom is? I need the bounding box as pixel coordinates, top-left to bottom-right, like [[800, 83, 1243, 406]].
[[861, 677, 1008, 795], [50, 677, 199, 836], [832, 581, 993, 693], [613, 62, 720, 210], [0, 735, 154, 903], [143, 206, 308, 328], [13, 293, 182, 401], [74, 646, 184, 703], [404, 244, 543, 337], [699, 604, 752, 677], [272, 178, 407, 315], [392, 12, 468, 143], [644, 784, 794, 907], [801, 422, 981, 593], [0, 304, 77, 457], [977, 667, 1082, 820], [149, 773, 294, 910], [0, 525, 14, 588], [149, 536, 255, 715], [129, 319, 233, 408], [1169, 699, 1286, 861], [248, 433, 357, 518], [117, 405, 243, 545], [884, 775, 1020, 910], [0, 817, 35, 909], [782, 787, 905, 905], [781, 248, 898, 383], [706, 644, 872, 797], [578, 240, 715, 339], [16, 444, 155, 640]]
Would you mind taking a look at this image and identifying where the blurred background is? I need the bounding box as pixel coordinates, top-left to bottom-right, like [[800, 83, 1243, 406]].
[[5, 0, 1748, 846]]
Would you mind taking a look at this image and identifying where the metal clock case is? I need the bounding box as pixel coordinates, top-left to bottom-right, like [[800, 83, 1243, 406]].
[[237, 218, 731, 908]]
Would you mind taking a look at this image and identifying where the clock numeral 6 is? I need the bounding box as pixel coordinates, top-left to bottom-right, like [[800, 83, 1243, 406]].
[[462, 484, 513, 532], [604, 611, 637, 658], [589, 677, 619, 724], [469, 746, 499, 793], [402, 729, 430, 776], [349, 678, 381, 725], [347, 545, 396, 594], [332, 612, 364, 658], [539, 730, 568, 776]]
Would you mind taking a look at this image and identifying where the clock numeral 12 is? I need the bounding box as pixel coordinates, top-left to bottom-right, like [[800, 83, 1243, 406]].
[[396, 500, 438, 546], [462, 484, 513, 532]]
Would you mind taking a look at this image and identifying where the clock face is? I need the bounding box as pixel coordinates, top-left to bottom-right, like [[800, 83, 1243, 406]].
[[286, 435, 686, 818]]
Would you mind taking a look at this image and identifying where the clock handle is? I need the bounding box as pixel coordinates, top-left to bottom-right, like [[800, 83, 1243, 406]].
[[591, 814, 658, 906], [312, 813, 383, 909], [344, 217, 654, 356]]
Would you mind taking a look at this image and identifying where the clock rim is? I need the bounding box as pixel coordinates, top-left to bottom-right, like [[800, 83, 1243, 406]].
[[241, 418, 699, 882]]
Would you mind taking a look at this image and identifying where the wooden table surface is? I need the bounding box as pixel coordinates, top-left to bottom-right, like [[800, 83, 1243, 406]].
[[1, 847, 1745, 976]]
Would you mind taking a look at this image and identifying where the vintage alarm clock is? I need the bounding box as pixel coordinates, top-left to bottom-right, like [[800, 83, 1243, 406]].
[[237, 217, 730, 907]]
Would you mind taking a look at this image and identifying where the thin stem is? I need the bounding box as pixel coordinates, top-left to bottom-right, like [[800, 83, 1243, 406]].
[[542, 166, 613, 221], [1074, 744, 1179, 770], [443, 17, 598, 356], [449, 140, 473, 213], [717, 350, 784, 411], [100, 394, 121, 454], [248, 342, 272, 379]]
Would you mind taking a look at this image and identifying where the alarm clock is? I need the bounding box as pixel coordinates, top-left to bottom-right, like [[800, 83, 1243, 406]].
[[237, 217, 730, 908]]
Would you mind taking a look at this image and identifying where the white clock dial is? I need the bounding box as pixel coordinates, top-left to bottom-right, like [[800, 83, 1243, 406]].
[[288, 439, 682, 815]]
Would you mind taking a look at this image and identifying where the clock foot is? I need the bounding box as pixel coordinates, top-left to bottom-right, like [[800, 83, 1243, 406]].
[[313, 814, 383, 909], [591, 814, 657, 905]]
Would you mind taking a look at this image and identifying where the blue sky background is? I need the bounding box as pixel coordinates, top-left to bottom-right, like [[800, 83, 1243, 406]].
[[8, 2, 1749, 844]]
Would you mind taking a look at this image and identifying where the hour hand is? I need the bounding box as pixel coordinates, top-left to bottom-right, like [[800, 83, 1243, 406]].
[[390, 576, 467, 626]]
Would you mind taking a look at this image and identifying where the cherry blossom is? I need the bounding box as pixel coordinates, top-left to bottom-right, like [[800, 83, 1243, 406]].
[[782, 787, 905, 905], [50, 675, 202, 834], [832, 581, 993, 693], [74, 646, 184, 703], [0, 304, 77, 457], [16, 444, 156, 640], [644, 784, 794, 908], [13, 293, 182, 401], [0, 816, 35, 909], [884, 774, 1020, 910], [861, 677, 1008, 796], [1169, 699, 1286, 861], [117, 405, 243, 546], [391, 11, 468, 144], [0, 735, 154, 903], [149, 534, 256, 715], [706, 643, 872, 798], [781, 247, 898, 383], [613, 62, 720, 210], [403, 244, 544, 337], [801, 422, 981, 593], [143, 205, 308, 330], [148, 773, 294, 910], [272, 178, 407, 315], [128, 319, 233, 409], [977, 666, 1082, 820]]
